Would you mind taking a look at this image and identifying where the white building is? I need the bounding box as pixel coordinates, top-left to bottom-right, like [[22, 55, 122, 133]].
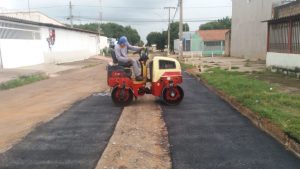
[[0, 15, 108, 69], [231, 0, 282, 60], [265, 1, 300, 73]]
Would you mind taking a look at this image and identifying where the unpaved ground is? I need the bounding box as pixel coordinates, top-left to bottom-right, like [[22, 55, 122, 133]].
[[96, 96, 171, 169], [252, 71, 300, 93], [181, 56, 266, 72], [180, 56, 300, 93], [0, 63, 107, 153]]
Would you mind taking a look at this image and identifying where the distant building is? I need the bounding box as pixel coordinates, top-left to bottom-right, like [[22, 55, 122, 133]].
[[174, 29, 229, 57], [199, 29, 229, 56], [231, 0, 283, 60], [265, 1, 300, 72]]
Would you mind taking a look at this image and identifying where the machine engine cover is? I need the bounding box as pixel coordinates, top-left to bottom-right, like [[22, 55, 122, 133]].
[[107, 65, 132, 78]]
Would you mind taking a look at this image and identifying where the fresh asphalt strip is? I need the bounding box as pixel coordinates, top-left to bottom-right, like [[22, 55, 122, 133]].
[[0, 94, 122, 169], [162, 73, 300, 169]]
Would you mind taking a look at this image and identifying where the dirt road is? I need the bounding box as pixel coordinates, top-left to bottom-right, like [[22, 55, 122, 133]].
[[96, 96, 171, 169], [0, 63, 107, 153]]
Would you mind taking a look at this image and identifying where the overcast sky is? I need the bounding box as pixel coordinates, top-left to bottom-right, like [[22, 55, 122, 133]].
[[0, 0, 232, 41]]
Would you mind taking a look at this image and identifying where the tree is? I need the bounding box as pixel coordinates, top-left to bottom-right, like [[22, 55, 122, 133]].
[[73, 23, 98, 32], [146, 22, 189, 52], [100, 23, 125, 39], [123, 26, 140, 45], [74, 23, 141, 45], [167, 22, 189, 51], [146, 32, 165, 51], [137, 40, 144, 47], [199, 17, 231, 30]]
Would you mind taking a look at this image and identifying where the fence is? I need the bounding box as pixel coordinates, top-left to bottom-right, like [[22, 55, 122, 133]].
[[268, 18, 300, 54]]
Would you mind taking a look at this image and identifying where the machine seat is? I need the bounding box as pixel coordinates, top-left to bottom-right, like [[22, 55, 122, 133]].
[[109, 49, 132, 77]]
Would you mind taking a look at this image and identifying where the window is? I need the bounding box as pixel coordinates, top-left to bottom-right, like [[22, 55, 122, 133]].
[[159, 60, 176, 69], [0, 21, 41, 40], [292, 20, 300, 54], [269, 22, 289, 53], [268, 19, 300, 54], [204, 41, 221, 46]]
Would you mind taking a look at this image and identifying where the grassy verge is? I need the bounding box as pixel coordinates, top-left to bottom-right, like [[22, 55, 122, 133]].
[[200, 68, 300, 142], [180, 62, 194, 70], [0, 74, 48, 90]]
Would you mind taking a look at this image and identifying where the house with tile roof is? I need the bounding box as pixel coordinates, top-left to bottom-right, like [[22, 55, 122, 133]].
[[174, 29, 229, 57]]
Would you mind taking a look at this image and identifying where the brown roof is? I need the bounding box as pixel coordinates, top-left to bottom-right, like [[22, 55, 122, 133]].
[[198, 29, 229, 41]]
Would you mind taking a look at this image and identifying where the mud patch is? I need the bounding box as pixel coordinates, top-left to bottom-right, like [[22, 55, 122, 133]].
[[96, 96, 171, 169]]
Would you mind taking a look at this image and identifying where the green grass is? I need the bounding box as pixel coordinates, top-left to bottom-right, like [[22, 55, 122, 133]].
[[0, 74, 48, 90], [180, 62, 194, 70], [200, 68, 300, 142]]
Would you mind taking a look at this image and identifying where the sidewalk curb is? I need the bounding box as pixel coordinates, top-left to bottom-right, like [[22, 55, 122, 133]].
[[186, 71, 300, 159]]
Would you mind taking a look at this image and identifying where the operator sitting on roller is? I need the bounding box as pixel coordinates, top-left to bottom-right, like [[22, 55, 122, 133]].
[[115, 36, 143, 81]]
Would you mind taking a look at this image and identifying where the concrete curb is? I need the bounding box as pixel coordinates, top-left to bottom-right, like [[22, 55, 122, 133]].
[[186, 71, 300, 159]]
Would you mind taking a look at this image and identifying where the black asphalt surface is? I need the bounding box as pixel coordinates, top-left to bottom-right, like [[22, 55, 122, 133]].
[[162, 73, 300, 169], [0, 94, 121, 169]]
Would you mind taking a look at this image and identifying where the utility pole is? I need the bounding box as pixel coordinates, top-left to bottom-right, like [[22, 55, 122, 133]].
[[98, 0, 103, 55], [179, 0, 183, 58], [69, 1, 74, 28], [164, 7, 176, 56], [27, 0, 31, 17], [98, 0, 103, 35]]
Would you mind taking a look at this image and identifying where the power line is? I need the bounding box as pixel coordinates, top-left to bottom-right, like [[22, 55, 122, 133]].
[[67, 1, 74, 28], [179, 0, 183, 58], [71, 16, 220, 23], [25, 5, 231, 10]]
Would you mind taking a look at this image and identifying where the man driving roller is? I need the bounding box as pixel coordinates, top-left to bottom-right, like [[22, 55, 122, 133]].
[[114, 36, 143, 81]]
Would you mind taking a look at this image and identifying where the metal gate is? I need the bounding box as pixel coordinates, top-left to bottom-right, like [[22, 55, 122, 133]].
[[268, 17, 300, 54]]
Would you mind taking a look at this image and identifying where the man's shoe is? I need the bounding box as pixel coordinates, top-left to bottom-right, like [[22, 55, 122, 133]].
[[135, 76, 143, 81]]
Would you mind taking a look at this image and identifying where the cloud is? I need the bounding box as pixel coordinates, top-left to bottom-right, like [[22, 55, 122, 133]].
[[0, 0, 232, 41]]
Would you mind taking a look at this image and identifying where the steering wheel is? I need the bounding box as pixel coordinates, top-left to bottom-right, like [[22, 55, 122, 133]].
[[139, 48, 149, 62]]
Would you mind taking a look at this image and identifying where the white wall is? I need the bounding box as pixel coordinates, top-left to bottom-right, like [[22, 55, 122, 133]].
[[0, 39, 44, 68], [266, 52, 300, 69], [99, 36, 109, 50], [41, 27, 100, 64], [231, 0, 282, 60], [174, 39, 180, 53]]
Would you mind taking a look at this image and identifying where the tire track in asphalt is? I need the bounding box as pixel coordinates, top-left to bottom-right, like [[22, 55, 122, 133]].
[[0, 94, 122, 169], [162, 73, 300, 169]]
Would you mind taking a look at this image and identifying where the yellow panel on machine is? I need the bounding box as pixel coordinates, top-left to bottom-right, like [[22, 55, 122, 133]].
[[151, 56, 182, 82]]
